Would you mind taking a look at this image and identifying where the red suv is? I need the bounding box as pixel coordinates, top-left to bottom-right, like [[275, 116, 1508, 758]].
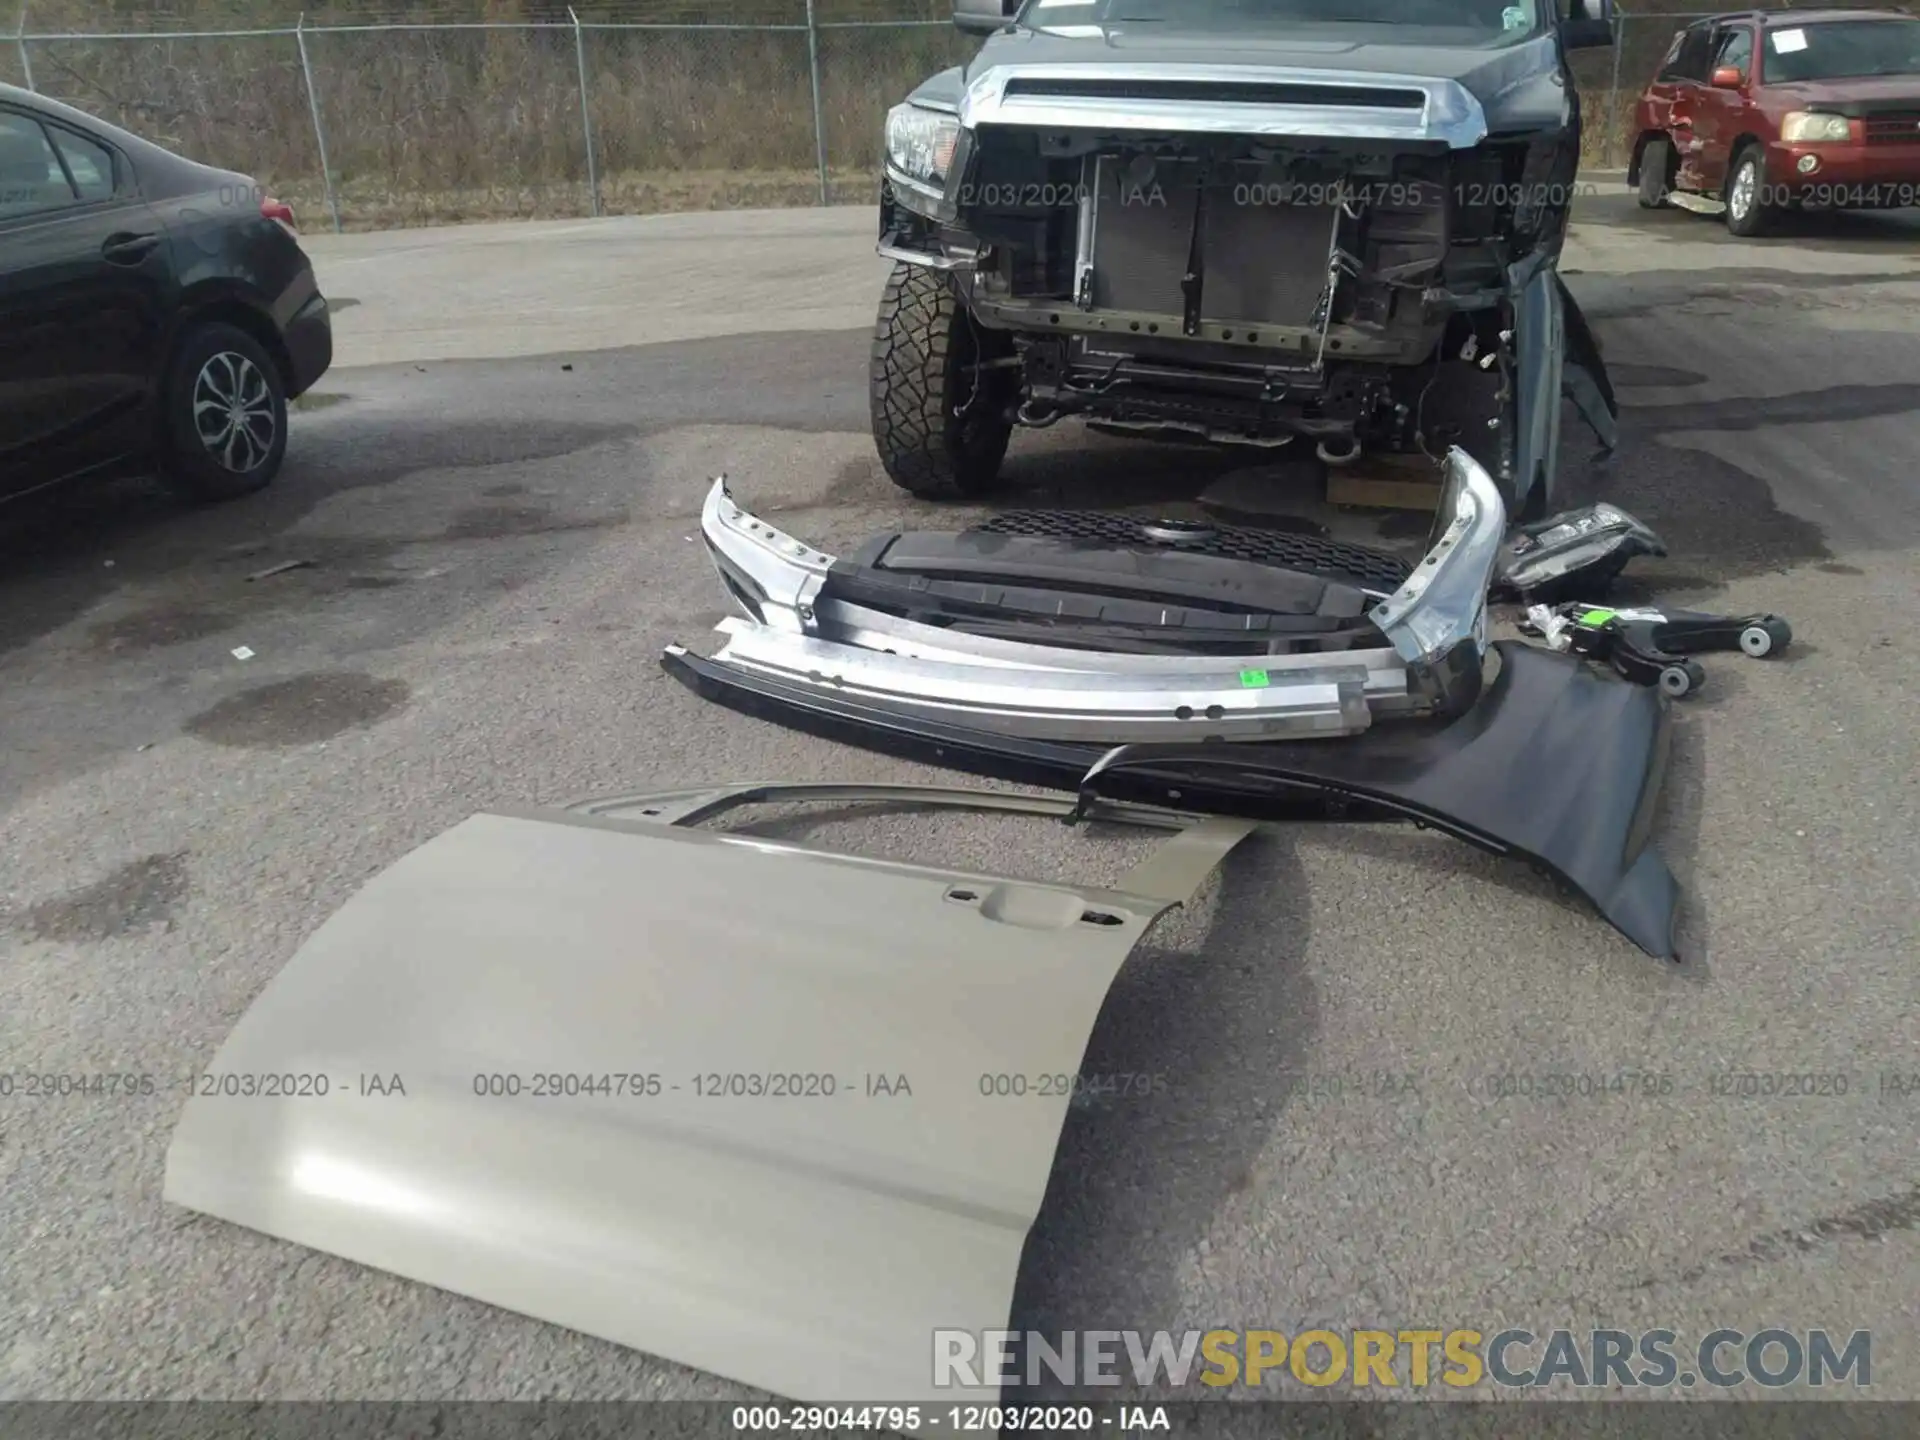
[[1628, 8, 1920, 235]]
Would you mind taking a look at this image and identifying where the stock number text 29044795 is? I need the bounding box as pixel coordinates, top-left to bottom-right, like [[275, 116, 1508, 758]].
[[730, 1405, 1113, 1432]]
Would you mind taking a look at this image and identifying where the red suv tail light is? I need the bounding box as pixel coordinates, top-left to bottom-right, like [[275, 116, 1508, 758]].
[[261, 196, 298, 234]]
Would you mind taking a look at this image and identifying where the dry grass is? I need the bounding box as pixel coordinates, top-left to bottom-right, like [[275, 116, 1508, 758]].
[[4, 8, 974, 227], [18, 2, 1883, 230]]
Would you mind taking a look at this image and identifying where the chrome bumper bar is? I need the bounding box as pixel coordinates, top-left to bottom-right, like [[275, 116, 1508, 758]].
[[683, 449, 1504, 745]]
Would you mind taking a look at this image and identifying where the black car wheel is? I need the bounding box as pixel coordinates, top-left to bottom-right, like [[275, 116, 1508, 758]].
[[869, 262, 1014, 501], [1636, 137, 1674, 209], [160, 322, 289, 501]]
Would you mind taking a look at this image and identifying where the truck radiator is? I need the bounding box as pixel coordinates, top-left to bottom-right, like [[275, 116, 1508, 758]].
[[1084, 155, 1338, 330]]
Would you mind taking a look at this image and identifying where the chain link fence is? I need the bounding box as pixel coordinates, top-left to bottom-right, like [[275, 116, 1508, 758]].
[[3, 2, 1910, 231]]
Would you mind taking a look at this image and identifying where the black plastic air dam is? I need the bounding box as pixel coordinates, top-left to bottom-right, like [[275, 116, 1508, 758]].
[[659, 641, 1681, 962], [821, 537, 1382, 655], [968, 511, 1414, 593]]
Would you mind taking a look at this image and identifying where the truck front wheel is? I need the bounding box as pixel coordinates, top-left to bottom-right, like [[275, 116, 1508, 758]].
[[869, 262, 1015, 500]]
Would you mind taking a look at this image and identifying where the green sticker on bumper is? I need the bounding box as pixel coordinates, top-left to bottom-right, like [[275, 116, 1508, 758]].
[[1239, 669, 1271, 688]]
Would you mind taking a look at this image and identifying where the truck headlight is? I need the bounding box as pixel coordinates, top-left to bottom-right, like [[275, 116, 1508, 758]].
[[885, 103, 961, 192], [1368, 447, 1506, 667], [1780, 111, 1851, 143]]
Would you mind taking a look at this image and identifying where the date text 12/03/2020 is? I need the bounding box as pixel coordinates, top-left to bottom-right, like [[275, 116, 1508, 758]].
[[0, 1071, 401, 1100]]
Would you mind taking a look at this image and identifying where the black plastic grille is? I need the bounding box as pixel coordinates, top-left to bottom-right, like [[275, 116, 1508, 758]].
[[968, 511, 1413, 593], [1865, 112, 1920, 146]]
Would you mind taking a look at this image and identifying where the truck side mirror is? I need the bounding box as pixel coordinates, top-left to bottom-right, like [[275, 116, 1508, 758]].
[[1562, 0, 1615, 50], [1710, 65, 1744, 89], [953, 0, 1018, 36]]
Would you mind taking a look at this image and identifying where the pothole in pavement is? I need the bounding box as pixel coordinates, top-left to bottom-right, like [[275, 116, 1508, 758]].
[[184, 673, 411, 749]]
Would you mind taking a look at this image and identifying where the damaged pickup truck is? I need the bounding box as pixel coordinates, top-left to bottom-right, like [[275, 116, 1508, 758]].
[[872, 0, 1621, 517]]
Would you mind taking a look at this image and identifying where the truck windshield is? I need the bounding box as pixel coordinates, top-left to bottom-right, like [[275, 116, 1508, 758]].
[[1763, 20, 1920, 81], [1015, 0, 1543, 37]]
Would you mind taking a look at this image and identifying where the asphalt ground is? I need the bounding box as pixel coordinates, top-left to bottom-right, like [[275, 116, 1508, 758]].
[[2, 187, 1919, 1413]]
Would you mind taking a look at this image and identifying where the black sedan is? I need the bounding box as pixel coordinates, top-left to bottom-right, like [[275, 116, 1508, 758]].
[[0, 82, 332, 505]]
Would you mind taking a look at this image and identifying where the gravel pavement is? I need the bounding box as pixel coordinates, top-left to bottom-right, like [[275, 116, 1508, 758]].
[[2, 190, 1919, 1409]]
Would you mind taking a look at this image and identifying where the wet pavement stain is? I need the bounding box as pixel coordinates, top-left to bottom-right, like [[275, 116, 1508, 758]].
[[1581, 299, 1663, 324], [340, 420, 639, 493], [1819, 562, 1865, 576], [1609, 363, 1709, 389], [19, 852, 190, 943], [441, 504, 629, 541], [444, 504, 553, 539], [480, 483, 530, 498], [823, 457, 885, 507], [1553, 423, 1832, 584], [184, 673, 410, 749], [1703, 268, 1920, 292], [1628, 383, 1920, 432], [87, 607, 237, 655], [1606, 570, 1726, 604]]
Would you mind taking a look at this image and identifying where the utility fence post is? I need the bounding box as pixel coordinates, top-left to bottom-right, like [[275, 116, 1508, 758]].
[[295, 14, 342, 234], [570, 7, 601, 218], [804, 0, 829, 205], [16, 4, 35, 92], [1604, 13, 1628, 170]]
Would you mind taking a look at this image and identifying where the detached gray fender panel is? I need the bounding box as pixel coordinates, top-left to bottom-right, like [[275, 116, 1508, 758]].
[[1511, 264, 1618, 514], [162, 788, 1252, 1407], [1559, 274, 1619, 453], [1510, 259, 1566, 517]]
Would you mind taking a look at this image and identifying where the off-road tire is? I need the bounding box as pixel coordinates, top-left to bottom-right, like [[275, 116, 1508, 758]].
[[1637, 138, 1674, 209], [1724, 145, 1773, 237], [158, 322, 289, 502], [869, 262, 1014, 500]]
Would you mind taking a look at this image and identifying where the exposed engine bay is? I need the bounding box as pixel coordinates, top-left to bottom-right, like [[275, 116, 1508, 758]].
[[894, 135, 1552, 453], [870, 0, 1622, 515]]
